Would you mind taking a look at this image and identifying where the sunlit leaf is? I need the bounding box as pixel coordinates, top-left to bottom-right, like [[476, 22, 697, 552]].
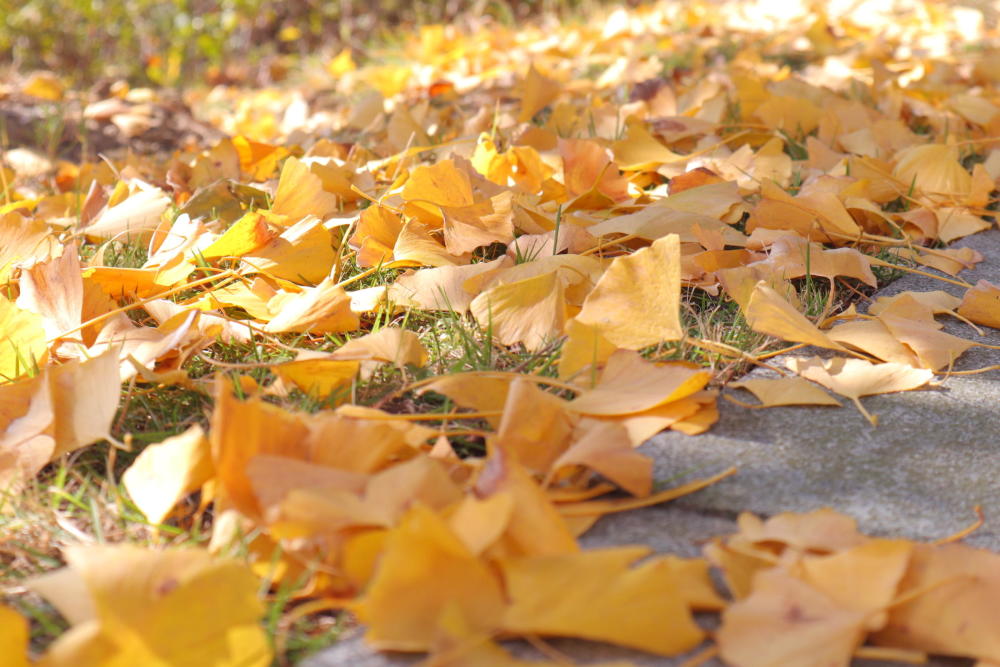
[[575, 234, 682, 349], [32, 545, 270, 667]]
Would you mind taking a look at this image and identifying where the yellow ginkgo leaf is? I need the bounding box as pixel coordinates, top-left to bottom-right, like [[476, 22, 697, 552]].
[[350, 206, 404, 268], [386, 105, 431, 152], [46, 350, 120, 458], [659, 556, 727, 611], [669, 389, 720, 435], [500, 546, 704, 655], [474, 450, 580, 558], [83, 184, 171, 241], [878, 311, 974, 371], [935, 207, 991, 243], [760, 234, 877, 286], [419, 372, 514, 427], [786, 356, 933, 425], [327, 47, 356, 76], [744, 281, 845, 351], [271, 357, 360, 399], [307, 412, 428, 473], [893, 144, 972, 198], [754, 95, 822, 134], [442, 191, 515, 255], [33, 545, 270, 667], [0, 296, 49, 383], [122, 425, 214, 525], [200, 211, 276, 259], [957, 280, 1000, 329], [2, 349, 119, 484], [271, 156, 340, 223], [242, 215, 336, 285], [601, 394, 705, 445], [390, 220, 466, 268], [401, 159, 476, 216], [471, 134, 551, 194], [517, 64, 562, 123], [718, 568, 867, 667], [799, 538, 913, 631], [448, 492, 516, 556], [873, 543, 1000, 660], [388, 256, 511, 313], [948, 93, 1000, 126], [748, 180, 861, 240], [560, 138, 631, 207], [210, 384, 311, 518], [868, 290, 962, 317], [470, 271, 567, 352], [22, 71, 64, 101], [586, 206, 735, 245], [353, 505, 506, 651], [495, 377, 575, 473], [0, 606, 29, 667], [558, 318, 617, 381], [264, 278, 360, 333], [612, 119, 685, 171], [333, 327, 428, 368], [189, 138, 241, 188], [570, 350, 709, 416], [81, 266, 168, 300], [575, 234, 682, 350], [729, 376, 841, 407], [750, 137, 793, 187], [0, 212, 58, 285], [232, 136, 289, 180], [466, 253, 602, 301], [732, 508, 868, 556], [551, 419, 652, 496]]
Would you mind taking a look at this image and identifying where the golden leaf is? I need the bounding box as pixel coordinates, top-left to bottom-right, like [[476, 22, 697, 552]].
[[500, 547, 704, 655], [575, 234, 682, 349]]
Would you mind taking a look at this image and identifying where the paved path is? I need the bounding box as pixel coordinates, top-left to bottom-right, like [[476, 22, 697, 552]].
[[307, 230, 1000, 666]]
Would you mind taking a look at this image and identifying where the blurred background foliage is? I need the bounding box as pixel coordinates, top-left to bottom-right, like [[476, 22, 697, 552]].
[[1, 0, 621, 87]]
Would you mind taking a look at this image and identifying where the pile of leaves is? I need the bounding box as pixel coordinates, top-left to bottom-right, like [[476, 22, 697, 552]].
[[3, 0, 1000, 664]]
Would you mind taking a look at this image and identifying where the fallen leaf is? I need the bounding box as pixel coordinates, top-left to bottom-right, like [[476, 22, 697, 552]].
[[264, 277, 360, 333], [786, 356, 934, 424], [0, 296, 48, 383], [470, 271, 567, 351], [271, 356, 360, 400], [958, 280, 1000, 329], [893, 144, 972, 199], [31, 545, 270, 667], [744, 282, 845, 351], [500, 546, 704, 655], [122, 425, 214, 524], [575, 234, 682, 349], [729, 376, 841, 407], [517, 64, 562, 123], [0, 606, 28, 667], [271, 156, 340, 222], [242, 215, 337, 284], [873, 543, 1000, 660], [353, 505, 506, 651], [551, 419, 652, 496], [718, 568, 867, 667], [570, 350, 710, 415], [494, 377, 574, 473]]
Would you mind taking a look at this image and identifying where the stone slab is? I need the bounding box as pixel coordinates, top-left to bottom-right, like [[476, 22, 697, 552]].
[[305, 231, 1000, 666], [641, 228, 1000, 551]]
